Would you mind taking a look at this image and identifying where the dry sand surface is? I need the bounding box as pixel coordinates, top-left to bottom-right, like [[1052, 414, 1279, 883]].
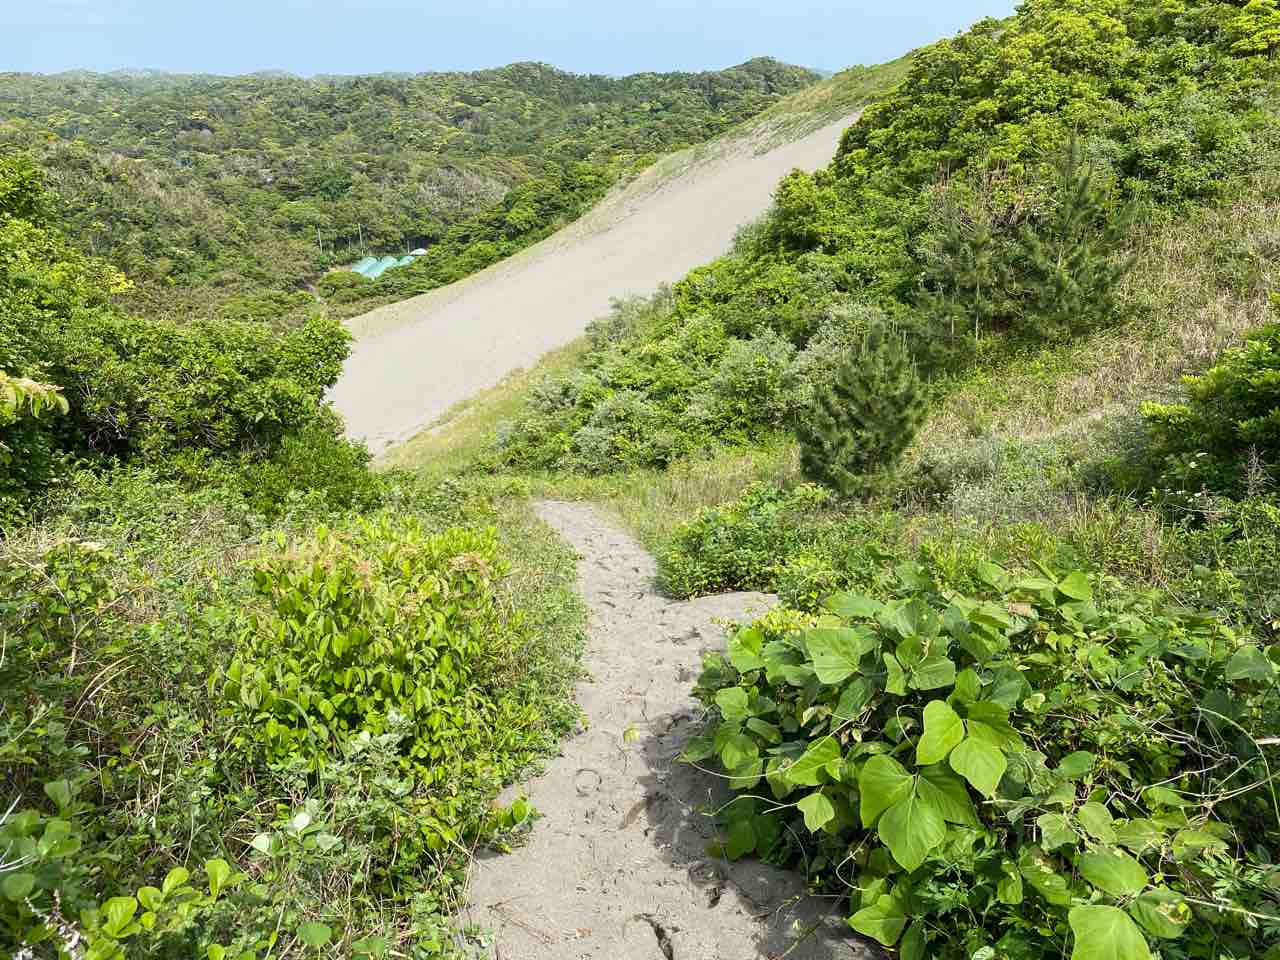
[[330, 112, 861, 452], [460, 501, 876, 960]]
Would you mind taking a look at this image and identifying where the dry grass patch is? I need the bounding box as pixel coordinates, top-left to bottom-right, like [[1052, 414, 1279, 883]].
[[915, 164, 1280, 457]]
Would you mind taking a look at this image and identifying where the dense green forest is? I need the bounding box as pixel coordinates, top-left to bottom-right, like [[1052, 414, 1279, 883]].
[[6, 0, 1280, 958], [0, 59, 817, 325]]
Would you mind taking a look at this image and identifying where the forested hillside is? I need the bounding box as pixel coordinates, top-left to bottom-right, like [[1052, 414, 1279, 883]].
[[0, 58, 817, 324]]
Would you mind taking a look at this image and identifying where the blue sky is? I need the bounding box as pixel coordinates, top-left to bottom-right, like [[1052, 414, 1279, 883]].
[[6, 1, 1017, 77]]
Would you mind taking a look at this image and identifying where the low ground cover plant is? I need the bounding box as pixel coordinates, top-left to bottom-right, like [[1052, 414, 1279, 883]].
[[687, 560, 1280, 959], [1, 471, 584, 957]]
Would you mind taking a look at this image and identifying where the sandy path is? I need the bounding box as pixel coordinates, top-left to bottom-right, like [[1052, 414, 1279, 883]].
[[330, 113, 860, 452], [461, 501, 873, 960]]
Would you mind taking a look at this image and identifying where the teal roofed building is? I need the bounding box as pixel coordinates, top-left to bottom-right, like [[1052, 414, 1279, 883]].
[[343, 249, 423, 279], [366, 255, 400, 279]]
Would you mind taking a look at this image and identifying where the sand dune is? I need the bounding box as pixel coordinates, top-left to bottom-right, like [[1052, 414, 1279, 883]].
[[330, 111, 860, 452]]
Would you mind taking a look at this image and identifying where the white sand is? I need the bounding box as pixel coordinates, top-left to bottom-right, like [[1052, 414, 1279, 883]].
[[330, 112, 860, 452]]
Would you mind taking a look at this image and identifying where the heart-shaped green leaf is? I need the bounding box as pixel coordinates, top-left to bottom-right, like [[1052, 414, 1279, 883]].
[[916, 700, 964, 765], [834, 678, 876, 720], [786, 736, 841, 787], [828, 592, 882, 620], [1068, 905, 1151, 960], [858, 754, 913, 827], [908, 654, 956, 691], [917, 763, 978, 825], [1113, 819, 1165, 854], [1057, 572, 1093, 601], [728, 628, 766, 673], [949, 736, 1006, 797], [1077, 802, 1116, 843], [797, 791, 836, 832], [719, 732, 758, 770], [1019, 846, 1071, 906], [1226, 645, 1274, 682], [1080, 847, 1148, 897], [848, 885, 908, 946], [298, 922, 333, 949], [877, 788, 946, 872], [1036, 813, 1076, 852], [1056, 752, 1096, 780], [1127, 889, 1190, 939], [715, 687, 750, 722], [807, 627, 877, 684]]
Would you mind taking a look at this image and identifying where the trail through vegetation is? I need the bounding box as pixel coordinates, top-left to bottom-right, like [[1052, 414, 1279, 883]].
[[461, 501, 869, 960], [7, 1, 1280, 958]]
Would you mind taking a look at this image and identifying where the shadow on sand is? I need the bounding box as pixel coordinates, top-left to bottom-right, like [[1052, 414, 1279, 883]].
[[629, 651, 882, 960]]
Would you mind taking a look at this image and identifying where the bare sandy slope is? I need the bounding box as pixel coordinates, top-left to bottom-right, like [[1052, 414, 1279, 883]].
[[330, 112, 860, 452], [460, 501, 873, 960]]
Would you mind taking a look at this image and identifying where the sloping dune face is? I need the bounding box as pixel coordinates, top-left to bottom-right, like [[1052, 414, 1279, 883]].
[[331, 112, 860, 452]]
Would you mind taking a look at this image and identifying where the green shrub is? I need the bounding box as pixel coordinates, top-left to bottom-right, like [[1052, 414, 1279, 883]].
[[688, 560, 1280, 959], [0, 373, 69, 528], [34, 311, 351, 463], [317, 270, 370, 299], [568, 390, 680, 473], [217, 516, 552, 844], [1, 794, 242, 960], [1164, 494, 1280, 636], [1, 158, 360, 516], [1139, 311, 1280, 501], [658, 482, 832, 597], [796, 336, 928, 497], [701, 331, 798, 435], [1, 472, 584, 957], [787, 302, 888, 408], [232, 416, 383, 518], [918, 144, 1136, 353]]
